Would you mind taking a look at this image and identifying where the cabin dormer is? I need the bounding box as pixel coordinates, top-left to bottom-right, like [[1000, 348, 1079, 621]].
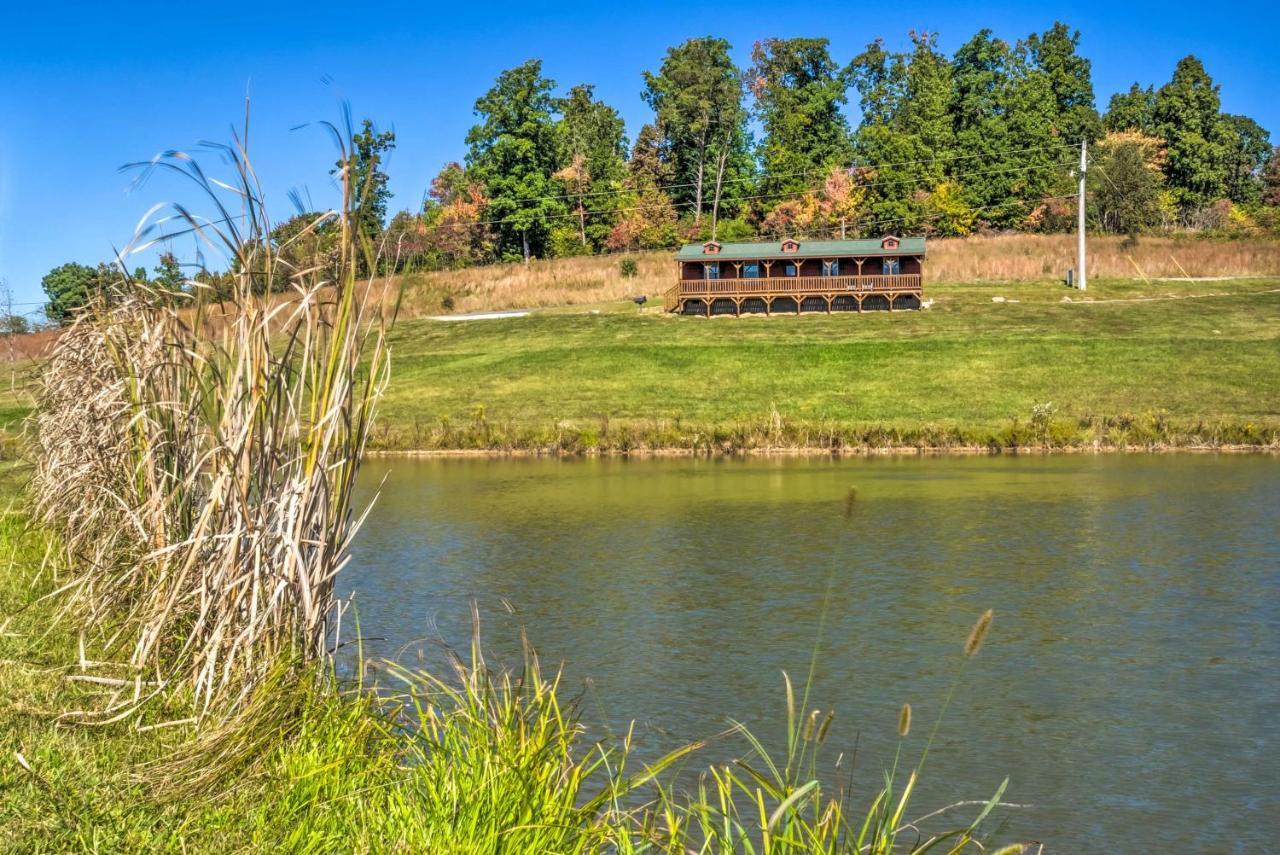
[[880, 235, 901, 250], [702, 241, 722, 255], [781, 238, 800, 253]]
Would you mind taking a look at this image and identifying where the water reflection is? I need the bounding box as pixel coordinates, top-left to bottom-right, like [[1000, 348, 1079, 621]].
[[344, 455, 1280, 851]]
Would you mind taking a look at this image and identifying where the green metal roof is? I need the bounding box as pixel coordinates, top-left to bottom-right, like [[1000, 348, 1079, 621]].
[[675, 237, 926, 262]]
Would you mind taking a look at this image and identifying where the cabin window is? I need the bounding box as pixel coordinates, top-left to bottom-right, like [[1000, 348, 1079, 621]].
[[822, 260, 840, 277], [743, 263, 760, 279], [704, 262, 720, 280], [882, 257, 900, 276], [784, 262, 798, 277]]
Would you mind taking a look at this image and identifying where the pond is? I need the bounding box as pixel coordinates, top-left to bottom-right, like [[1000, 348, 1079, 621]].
[[344, 455, 1279, 852]]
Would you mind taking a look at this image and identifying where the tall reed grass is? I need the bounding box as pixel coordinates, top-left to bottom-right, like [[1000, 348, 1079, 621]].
[[30, 107, 393, 722]]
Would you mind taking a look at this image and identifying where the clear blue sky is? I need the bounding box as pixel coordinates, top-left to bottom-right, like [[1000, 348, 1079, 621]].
[[1, 0, 1274, 315]]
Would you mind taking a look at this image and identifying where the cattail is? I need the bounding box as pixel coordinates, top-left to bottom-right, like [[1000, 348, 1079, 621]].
[[898, 703, 912, 738], [965, 609, 994, 658], [841, 487, 858, 520]]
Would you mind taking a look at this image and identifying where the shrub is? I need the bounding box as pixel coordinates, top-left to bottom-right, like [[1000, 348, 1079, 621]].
[[619, 257, 638, 279]]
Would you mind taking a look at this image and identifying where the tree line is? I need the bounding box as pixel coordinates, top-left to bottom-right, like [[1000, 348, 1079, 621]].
[[41, 23, 1279, 321]]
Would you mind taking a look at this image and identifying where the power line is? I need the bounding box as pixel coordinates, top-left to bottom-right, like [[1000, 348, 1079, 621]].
[[481, 140, 1080, 207], [425, 158, 1076, 231]]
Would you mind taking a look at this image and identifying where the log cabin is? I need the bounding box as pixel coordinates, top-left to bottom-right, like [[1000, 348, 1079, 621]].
[[664, 235, 925, 315]]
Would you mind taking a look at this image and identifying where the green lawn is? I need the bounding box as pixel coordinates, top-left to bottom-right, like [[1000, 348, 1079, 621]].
[[375, 277, 1280, 449]]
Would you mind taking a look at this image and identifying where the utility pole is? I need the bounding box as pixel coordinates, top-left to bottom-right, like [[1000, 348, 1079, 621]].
[[1077, 138, 1088, 291]]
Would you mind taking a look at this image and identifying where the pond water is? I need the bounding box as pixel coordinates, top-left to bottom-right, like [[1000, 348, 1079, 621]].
[[343, 455, 1279, 852]]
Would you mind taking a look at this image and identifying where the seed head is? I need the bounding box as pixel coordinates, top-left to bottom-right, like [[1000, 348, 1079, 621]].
[[965, 609, 994, 658], [898, 703, 912, 738]]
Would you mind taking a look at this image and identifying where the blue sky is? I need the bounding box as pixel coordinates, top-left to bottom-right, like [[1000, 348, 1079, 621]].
[[1, 0, 1274, 314]]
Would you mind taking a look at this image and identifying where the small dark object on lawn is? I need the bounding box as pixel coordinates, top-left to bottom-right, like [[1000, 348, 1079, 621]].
[[632, 295, 648, 306]]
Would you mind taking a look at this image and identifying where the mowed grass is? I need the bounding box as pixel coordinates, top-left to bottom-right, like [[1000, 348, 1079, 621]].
[[376, 276, 1280, 445]]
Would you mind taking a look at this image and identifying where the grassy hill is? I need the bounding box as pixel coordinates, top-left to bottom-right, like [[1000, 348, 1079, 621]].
[[371, 272, 1280, 451]]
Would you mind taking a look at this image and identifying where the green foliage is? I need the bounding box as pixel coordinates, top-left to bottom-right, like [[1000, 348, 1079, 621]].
[[1263, 146, 1280, 208], [749, 37, 854, 205], [333, 119, 396, 245], [1104, 83, 1156, 133], [922, 180, 977, 236], [554, 84, 629, 251], [850, 33, 953, 230], [1091, 134, 1167, 235], [152, 250, 185, 293], [1220, 114, 1271, 204], [642, 37, 752, 231], [619, 256, 638, 278], [949, 30, 1060, 227], [466, 60, 566, 261], [1021, 22, 1101, 143], [40, 261, 113, 324], [1152, 56, 1228, 214]]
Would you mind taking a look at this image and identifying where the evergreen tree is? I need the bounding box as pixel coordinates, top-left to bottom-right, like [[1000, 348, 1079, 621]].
[[748, 38, 853, 205], [1152, 56, 1228, 214], [642, 37, 752, 237], [1104, 83, 1156, 133], [1021, 22, 1101, 143], [466, 60, 566, 261]]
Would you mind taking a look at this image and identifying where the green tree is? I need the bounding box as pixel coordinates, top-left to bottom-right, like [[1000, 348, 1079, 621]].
[[333, 119, 396, 248], [555, 84, 628, 250], [1263, 145, 1280, 207], [152, 251, 185, 293], [270, 212, 341, 284], [1152, 56, 1228, 214], [41, 261, 108, 324], [948, 30, 1061, 226], [1021, 22, 1101, 144], [642, 37, 751, 237], [629, 121, 675, 188], [1090, 131, 1167, 235], [1104, 83, 1156, 133], [1220, 114, 1271, 204], [850, 32, 953, 230], [748, 38, 853, 205], [466, 60, 566, 262]]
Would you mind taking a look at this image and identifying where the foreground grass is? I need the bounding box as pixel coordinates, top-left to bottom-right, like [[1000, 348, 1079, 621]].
[[371, 276, 1280, 451]]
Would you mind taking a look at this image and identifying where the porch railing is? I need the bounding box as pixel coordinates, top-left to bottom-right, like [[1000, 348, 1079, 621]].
[[672, 274, 922, 299]]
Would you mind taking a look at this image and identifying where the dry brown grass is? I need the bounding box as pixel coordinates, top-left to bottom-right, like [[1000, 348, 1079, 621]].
[[30, 116, 391, 726], [395, 252, 672, 316], [384, 233, 1280, 318], [927, 233, 1280, 282]]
